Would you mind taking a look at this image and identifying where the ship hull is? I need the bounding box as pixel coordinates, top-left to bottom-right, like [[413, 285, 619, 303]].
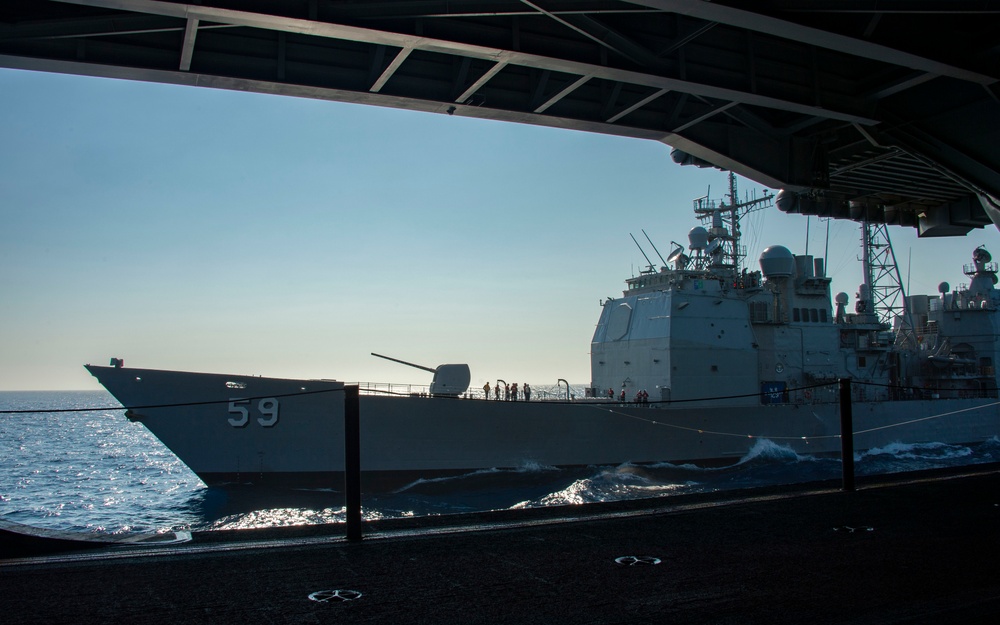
[[85, 365, 999, 491]]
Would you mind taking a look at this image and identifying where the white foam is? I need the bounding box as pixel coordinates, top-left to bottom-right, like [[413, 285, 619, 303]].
[[733, 438, 810, 465], [859, 440, 972, 461]]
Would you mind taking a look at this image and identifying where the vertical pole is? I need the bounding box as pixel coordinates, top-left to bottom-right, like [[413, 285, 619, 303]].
[[344, 385, 362, 541], [838, 378, 855, 492]]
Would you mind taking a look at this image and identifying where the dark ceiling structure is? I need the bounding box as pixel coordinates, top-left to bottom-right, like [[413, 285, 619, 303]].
[[3, 1, 999, 236]]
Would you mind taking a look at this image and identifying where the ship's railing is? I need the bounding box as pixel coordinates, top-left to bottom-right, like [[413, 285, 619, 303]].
[[964, 260, 998, 276], [354, 379, 997, 403], [356, 383, 593, 401], [354, 381, 431, 396]]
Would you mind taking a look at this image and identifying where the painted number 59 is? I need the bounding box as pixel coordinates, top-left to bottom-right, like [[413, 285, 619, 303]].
[[227, 398, 280, 427]]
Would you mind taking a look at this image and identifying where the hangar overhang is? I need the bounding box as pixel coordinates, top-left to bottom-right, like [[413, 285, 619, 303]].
[[2, 0, 998, 235]]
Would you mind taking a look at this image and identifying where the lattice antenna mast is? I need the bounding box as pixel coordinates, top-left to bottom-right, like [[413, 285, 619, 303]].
[[861, 221, 909, 328], [693, 172, 773, 276]]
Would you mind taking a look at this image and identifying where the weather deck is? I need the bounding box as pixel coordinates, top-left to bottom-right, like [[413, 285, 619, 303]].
[[2, 465, 998, 624]]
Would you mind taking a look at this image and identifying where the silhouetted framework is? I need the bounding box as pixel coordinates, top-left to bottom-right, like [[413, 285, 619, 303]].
[[2, 1, 998, 235]]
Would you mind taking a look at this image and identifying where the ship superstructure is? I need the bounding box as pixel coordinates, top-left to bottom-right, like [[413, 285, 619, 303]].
[[897, 246, 1000, 398], [591, 178, 1000, 407]]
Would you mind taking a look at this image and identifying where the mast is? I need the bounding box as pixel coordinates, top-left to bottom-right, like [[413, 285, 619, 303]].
[[728, 172, 740, 271], [860, 221, 911, 333], [692, 172, 773, 277]]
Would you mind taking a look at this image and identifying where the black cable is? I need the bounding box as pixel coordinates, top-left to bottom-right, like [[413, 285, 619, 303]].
[[0, 385, 348, 414]]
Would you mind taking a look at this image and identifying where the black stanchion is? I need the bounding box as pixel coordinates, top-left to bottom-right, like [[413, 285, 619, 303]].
[[838, 378, 855, 492], [344, 385, 362, 541]]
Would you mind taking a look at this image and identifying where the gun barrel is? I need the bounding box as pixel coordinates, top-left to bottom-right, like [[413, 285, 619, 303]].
[[370, 352, 437, 374]]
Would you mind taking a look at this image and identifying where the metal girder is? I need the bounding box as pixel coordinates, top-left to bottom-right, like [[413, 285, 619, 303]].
[[178, 16, 195, 70], [1, 0, 998, 235], [626, 0, 998, 84], [607, 87, 668, 123], [39, 0, 879, 125], [521, 0, 660, 68], [455, 59, 508, 103], [535, 73, 592, 113], [370, 45, 412, 93]]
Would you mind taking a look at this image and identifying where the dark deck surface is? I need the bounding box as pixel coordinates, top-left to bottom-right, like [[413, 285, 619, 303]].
[[2, 466, 999, 624]]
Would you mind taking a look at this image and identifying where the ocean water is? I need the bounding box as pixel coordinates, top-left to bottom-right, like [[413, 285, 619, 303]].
[[2, 390, 999, 536]]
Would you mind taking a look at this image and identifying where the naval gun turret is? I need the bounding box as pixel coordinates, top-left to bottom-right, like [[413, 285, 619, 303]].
[[371, 353, 470, 397]]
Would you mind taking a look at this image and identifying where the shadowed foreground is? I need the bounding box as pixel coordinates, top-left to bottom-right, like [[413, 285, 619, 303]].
[[2, 466, 998, 624]]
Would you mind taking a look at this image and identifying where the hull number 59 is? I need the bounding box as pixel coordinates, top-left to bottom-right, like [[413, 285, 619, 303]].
[[228, 398, 280, 427]]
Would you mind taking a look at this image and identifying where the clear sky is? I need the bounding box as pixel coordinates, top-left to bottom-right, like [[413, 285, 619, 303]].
[[2, 67, 997, 391]]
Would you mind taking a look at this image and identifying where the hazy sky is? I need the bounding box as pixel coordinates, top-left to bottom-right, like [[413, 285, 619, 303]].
[[2, 67, 997, 391]]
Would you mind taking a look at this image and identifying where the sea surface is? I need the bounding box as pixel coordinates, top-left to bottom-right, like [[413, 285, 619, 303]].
[[2, 390, 999, 536]]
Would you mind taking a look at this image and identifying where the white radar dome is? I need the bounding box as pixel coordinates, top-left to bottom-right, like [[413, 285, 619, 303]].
[[835, 292, 849, 305], [688, 226, 709, 250], [759, 245, 795, 278]]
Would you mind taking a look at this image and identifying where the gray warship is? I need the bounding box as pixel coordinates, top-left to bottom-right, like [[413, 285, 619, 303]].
[[86, 179, 999, 489]]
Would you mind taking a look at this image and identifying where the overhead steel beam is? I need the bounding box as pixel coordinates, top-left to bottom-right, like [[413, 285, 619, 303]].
[[882, 123, 1000, 203], [0, 14, 227, 40], [535, 74, 593, 114], [178, 17, 197, 71], [520, 1, 631, 62], [865, 71, 939, 100], [656, 21, 717, 56], [520, 0, 655, 67], [0, 52, 670, 143], [626, 0, 999, 85], [48, 0, 879, 124], [455, 60, 508, 104], [3, 1, 995, 234], [671, 101, 738, 134], [607, 87, 669, 123], [370, 46, 411, 93]]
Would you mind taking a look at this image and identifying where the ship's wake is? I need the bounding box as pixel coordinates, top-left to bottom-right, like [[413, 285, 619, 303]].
[[508, 436, 1000, 511], [188, 436, 1000, 530], [393, 461, 560, 494]]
